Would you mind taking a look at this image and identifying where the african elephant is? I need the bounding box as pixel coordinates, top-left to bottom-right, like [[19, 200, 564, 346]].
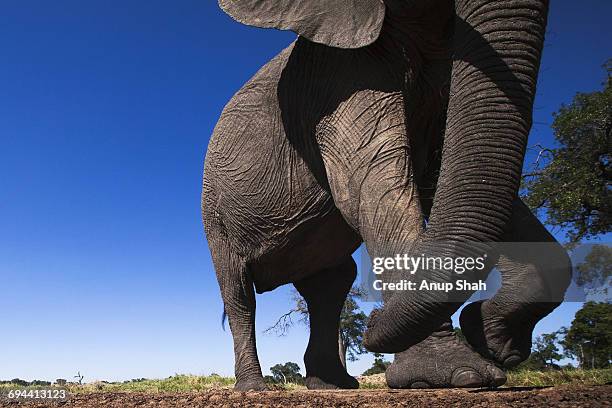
[[202, 0, 571, 390]]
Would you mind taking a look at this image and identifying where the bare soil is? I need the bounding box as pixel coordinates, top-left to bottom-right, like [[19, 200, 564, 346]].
[[2, 385, 610, 408]]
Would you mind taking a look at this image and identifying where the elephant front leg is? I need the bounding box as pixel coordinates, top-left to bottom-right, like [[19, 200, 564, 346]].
[[294, 258, 359, 389], [385, 321, 506, 389], [318, 90, 424, 258], [460, 199, 572, 368]]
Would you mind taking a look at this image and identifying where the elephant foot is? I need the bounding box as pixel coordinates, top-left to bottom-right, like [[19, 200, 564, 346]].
[[385, 323, 506, 389], [234, 377, 268, 391], [460, 300, 550, 368], [305, 374, 359, 390], [304, 350, 359, 389]]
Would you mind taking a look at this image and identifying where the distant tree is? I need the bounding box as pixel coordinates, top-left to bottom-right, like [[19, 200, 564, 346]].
[[361, 353, 391, 376], [522, 60, 611, 243], [560, 302, 612, 369], [338, 289, 368, 368], [575, 245, 612, 296], [262, 375, 277, 385], [0, 379, 50, 386], [515, 354, 546, 371], [265, 287, 368, 368], [269, 362, 303, 384], [532, 332, 564, 368], [513, 331, 563, 370], [124, 378, 147, 383]]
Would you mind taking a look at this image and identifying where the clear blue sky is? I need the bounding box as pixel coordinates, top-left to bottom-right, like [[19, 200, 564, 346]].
[[0, 0, 610, 382]]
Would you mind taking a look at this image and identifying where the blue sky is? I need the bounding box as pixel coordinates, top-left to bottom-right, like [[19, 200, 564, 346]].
[[0, 1, 610, 382]]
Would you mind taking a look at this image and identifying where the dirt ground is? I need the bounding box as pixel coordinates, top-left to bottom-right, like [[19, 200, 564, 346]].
[[2, 385, 610, 408]]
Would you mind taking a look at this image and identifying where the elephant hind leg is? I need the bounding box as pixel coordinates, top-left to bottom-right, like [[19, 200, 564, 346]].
[[211, 240, 266, 391], [385, 321, 506, 389], [294, 257, 359, 390], [460, 199, 572, 368]]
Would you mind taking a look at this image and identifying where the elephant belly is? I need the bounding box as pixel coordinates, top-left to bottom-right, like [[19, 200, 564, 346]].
[[250, 208, 361, 293]]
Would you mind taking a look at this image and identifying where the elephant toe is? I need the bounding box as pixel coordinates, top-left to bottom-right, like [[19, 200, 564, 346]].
[[451, 368, 484, 388], [450, 366, 506, 388], [488, 365, 508, 387], [502, 353, 523, 368], [385, 328, 507, 389], [409, 381, 431, 389]]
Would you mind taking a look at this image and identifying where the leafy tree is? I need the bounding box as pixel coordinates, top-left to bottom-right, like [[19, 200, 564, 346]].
[[269, 362, 303, 384], [560, 302, 611, 369], [362, 352, 391, 376], [263, 375, 277, 384], [515, 354, 546, 371], [7, 379, 29, 386], [265, 287, 368, 368], [338, 289, 368, 368], [532, 332, 564, 368], [30, 380, 52, 386], [514, 331, 564, 370], [575, 245, 612, 296], [522, 60, 611, 243]]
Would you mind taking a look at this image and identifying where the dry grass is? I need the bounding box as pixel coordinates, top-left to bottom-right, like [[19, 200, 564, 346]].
[[1, 369, 609, 393], [356, 369, 612, 389], [506, 368, 612, 387]]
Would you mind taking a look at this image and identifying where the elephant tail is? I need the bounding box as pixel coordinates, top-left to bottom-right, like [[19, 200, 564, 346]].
[[221, 308, 227, 331]]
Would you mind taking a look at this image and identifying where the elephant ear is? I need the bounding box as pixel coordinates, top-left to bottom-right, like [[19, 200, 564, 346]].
[[218, 0, 386, 49]]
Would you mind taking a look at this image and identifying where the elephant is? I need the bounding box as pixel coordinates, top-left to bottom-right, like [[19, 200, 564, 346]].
[[202, 0, 571, 391]]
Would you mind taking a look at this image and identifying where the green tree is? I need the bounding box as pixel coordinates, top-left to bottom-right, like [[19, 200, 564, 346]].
[[522, 60, 611, 243], [532, 332, 563, 368], [269, 362, 303, 384], [265, 287, 368, 368], [515, 354, 546, 371], [362, 352, 391, 376], [575, 244, 612, 296], [560, 302, 612, 369], [338, 289, 368, 368], [514, 331, 564, 370]]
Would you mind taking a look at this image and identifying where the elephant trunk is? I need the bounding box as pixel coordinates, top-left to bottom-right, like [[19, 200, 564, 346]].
[[364, 0, 549, 353]]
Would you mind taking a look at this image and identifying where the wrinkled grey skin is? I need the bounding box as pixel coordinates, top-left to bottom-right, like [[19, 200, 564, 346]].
[[203, 0, 571, 390]]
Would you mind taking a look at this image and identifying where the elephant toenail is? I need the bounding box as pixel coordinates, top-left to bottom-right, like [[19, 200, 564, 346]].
[[410, 381, 430, 389], [487, 365, 507, 387], [503, 354, 522, 368], [451, 369, 483, 388]]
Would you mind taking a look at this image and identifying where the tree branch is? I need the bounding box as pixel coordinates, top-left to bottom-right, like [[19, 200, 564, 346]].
[[263, 309, 299, 336]]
